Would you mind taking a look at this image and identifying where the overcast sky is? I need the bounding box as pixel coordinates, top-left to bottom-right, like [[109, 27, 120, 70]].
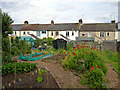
[[0, 0, 119, 24]]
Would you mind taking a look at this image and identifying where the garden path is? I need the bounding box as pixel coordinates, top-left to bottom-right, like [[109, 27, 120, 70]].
[[106, 63, 119, 88], [36, 60, 87, 88]]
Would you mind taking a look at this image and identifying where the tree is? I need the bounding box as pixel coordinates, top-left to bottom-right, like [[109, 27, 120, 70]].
[[1, 9, 14, 38]]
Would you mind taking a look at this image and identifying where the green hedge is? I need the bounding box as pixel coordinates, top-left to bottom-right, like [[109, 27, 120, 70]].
[[2, 62, 37, 76]]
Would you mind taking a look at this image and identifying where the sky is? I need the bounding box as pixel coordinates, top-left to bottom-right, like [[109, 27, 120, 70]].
[[0, 0, 119, 24]]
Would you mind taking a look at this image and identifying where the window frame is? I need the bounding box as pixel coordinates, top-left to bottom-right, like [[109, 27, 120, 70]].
[[51, 31, 53, 36], [36, 31, 40, 36], [107, 32, 110, 37], [15, 31, 16, 35], [66, 31, 69, 37], [23, 31, 25, 35], [42, 31, 46, 34], [100, 32, 104, 37], [27, 32, 30, 34], [82, 32, 85, 36], [72, 31, 74, 36], [88, 32, 91, 37], [56, 31, 59, 36]]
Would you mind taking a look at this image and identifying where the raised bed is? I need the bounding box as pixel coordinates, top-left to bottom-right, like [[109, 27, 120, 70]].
[[2, 67, 59, 88]]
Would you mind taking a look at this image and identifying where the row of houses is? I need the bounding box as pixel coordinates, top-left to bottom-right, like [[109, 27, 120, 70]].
[[9, 19, 120, 43]]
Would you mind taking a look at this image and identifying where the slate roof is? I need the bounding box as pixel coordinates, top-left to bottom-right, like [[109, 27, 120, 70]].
[[10, 22, 116, 32], [79, 23, 116, 32], [35, 24, 50, 30], [21, 24, 39, 31], [47, 23, 79, 31], [10, 24, 23, 31]]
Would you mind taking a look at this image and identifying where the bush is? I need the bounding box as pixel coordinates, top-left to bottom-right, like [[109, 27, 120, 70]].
[[81, 68, 107, 88], [2, 62, 37, 76]]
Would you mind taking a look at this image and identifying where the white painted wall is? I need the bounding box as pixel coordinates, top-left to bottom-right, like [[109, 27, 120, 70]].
[[58, 31, 79, 41], [33, 31, 47, 39]]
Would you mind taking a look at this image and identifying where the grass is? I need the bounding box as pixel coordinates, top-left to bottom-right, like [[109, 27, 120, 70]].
[[103, 50, 120, 75]]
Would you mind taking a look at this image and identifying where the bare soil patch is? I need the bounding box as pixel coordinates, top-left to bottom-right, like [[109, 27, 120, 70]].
[[2, 67, 59, 88]]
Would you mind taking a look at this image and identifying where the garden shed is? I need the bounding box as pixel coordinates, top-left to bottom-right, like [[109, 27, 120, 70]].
[[52, 38, 67, 50]]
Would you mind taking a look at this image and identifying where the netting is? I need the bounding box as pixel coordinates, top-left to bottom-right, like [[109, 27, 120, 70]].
[[18, 52, 53, 61]]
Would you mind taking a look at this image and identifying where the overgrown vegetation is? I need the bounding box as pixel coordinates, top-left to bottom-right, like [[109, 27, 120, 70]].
[[34, 37, 55, 47], [61, 44, 108, 88]]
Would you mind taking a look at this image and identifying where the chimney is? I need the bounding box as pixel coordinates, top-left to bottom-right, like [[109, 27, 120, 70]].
[[79, 19, 83, 24], [51, 20, 54, 25], [111, 20, 115, 23], [24, 21, 29, 24]]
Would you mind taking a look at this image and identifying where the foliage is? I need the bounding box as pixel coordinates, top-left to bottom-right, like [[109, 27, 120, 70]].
[[11, 36, 32, 56], [2, 62, 37, 76], [34, 37, 55, 47], [37, 69, 47, 83], [1, 9, 14, 38], [37, 77, 43, 83], [61, 44, 108, 88]]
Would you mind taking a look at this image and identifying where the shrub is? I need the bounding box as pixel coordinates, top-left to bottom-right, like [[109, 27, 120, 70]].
[[85, 68, 106, 88]]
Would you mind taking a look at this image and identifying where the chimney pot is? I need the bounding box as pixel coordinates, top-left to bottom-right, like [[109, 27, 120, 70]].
[[24, 21, 29, 24], [111, 20, 115, 23], [51, 20, 54, 25], [79, 19, 83, 24]]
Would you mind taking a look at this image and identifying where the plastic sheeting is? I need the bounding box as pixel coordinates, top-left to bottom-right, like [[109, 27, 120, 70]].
[[18, 52, 52, 61]]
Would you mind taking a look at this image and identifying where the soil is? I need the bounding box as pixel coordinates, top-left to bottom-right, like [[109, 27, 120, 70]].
[[15, 54, 120, 88], [43, 54, 67, 63], [2, 67, 59, 88]]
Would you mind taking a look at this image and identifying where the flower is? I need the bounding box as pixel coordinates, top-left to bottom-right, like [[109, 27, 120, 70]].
[[67, 53, 70, 54], [91, 66, 94, 70], [101, 68, 103, 70], [63, 57, 65, 59], [73, 52, 76, 55], [96, 66, 98, 68], [69, 61, 71, 62], [64, 52, 66, 54], [77, 47, 80, 49], [96, 50, 98, 51], [77, 44, 79, 46], [86, 46, 89, 48], [99, 66, 101, 68], [86, 52, 88, 53]]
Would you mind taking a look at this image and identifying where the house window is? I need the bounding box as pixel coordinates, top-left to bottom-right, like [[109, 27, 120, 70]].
[[42, 31, 46, 34], [51, 31, 53, 36], [82, 32, 85, 36], [27, 32, 30, 34], [15, 31, 17, 35], [23, 32, 25, 35], [56, 31, 59, 36], [72, 31, 74, 36], [100, 32, 104, 37], [66, 31, 69, 37], [107, 32, 110, 36], [36, 31, 40, 36], [88, 32, 91, 37]]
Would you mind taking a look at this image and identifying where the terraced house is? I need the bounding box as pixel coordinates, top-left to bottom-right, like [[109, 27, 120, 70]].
[[10, 19, 119, 43]]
